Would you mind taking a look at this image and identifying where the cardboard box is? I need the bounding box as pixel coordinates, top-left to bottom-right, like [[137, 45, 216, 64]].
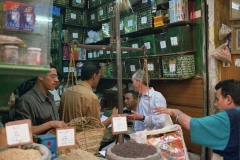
[[3, 1, 21, 30], [20, 4, 35, 32]]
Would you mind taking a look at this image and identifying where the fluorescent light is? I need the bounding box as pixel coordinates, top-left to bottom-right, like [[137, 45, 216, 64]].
[[232, 2, 240, 10], [36, 16, 52, 22]]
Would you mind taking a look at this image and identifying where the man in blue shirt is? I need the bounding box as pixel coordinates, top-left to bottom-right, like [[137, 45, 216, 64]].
[[155, 79, 240, 160]]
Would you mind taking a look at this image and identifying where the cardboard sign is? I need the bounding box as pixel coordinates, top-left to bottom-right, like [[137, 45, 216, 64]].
[[56, 127, 76, 151], [5, 119, 32, 147], [111, 115, 128, 135]]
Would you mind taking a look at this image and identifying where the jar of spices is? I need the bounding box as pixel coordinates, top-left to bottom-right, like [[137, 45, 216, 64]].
[[2, 45, 19, 64], [27, 47, 42, 65]]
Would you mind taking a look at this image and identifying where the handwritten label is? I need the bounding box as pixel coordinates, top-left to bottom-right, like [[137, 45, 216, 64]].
[[160, 41, 167, 49], [99, 9, 103, 15], [91, 14, 95, 20], [148, 64, 154, 71], [144, 42, 151, 49], [128, 20, 133, 27], [71, 13, 76, 19], [130, 65, 136, 72], [88, 52, 93, 58], [76, 0, 81, 3], [112, 117, 127, 133], [106, 51, 110, 54], [170, 37, 178, 46], [73, 33, 78, 38], [6, 124, 31, 145], [169, 64, 176, 72], [57, 128, 75, 147], [99, 50, 103, 55], [132, 44, 138, 48], [141, 16, 147, 24]]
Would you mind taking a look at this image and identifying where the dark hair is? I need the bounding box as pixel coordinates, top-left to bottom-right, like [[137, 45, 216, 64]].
[[125, 90, 138, 99], [215, 79, 240, 105], [50, 63, 57, 70], [81, 61, 101, 81]]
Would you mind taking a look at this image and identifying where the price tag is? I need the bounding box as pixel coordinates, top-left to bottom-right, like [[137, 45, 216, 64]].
[[141, 16, 147, 24], [144, 42, 151, 49], [111, 115, 128, 135], [128, 20, 133, 27], [169, 64, 176, 72], [71, 13, 76, 19], [132, 44, 138, 48], [99, 9, 103, 15], [72, 33, 78, 38], [160, 41, 166, 49], [5, 119, 32, 147], [142, 0, 148, 3], [130, 65, 136, 72], [91, 14, 95, 20], [76, 0, 81, 3], [56, 127, 76, 150], [148, 63, 154, 71], [170, 37, 178, 46], [88, 52, 93, 58]]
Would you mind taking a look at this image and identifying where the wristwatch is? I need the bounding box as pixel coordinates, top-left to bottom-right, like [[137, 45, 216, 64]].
[[142, 116, 145, 122]]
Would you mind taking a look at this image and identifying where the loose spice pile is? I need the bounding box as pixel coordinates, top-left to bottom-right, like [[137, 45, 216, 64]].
[[0, 148, 41, 160], [111, 141, 157, 158]]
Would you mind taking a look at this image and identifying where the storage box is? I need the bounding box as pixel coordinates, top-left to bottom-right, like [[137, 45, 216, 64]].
[[20, 4, 35, 32], [37, 134, 57, 160], [124, 13, 137, 34], [121, 41, 129, 58], [3, 1, 21, 31], [162, 54, 195, 78], [168, 26, 192, 53], [137, 8, 153, 31], [111, 61, 127, 78], [51, 5, 60, 16], [70, 0, 86, 9], [155, 32, 170, 54], [67, 27, 83, 43], [125, 58, 142, 78], [128, 38, 144, 57], [140, 57, 162, 78], [97, 5, 107, 22], [64, 8, 81, 26], [137, 0, 151, 10], [88, 9, 98, 26], [81, 11, 88, 27], [141, 34, 160, 55], [89, 0, 100, 9]]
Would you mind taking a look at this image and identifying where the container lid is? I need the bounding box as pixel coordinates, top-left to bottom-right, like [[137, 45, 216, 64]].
[[3, 45, 19, 49], [27, 47, 41, 51]]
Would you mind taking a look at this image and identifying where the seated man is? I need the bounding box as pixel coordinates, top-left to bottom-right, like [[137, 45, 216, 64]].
[[14, 63, 67, 135], [123, 90, 138, 114]]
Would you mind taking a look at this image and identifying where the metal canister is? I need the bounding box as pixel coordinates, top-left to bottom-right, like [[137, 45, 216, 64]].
[[27, 47, 42, 65]]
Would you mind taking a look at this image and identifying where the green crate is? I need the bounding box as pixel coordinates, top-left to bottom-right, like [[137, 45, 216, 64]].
[[162, 54, 195, 78], [140, 57, 162, 78], [88, 9, 98, 26], [89, 0, 100, 8], [141, 34, 159, 55], [125, 59, 142, 78], [67, 27, 83, 43], [70, 0, 85, 8], [128, 38, 144, 57], [155, 32, 171, 54], [121, 42, 129, 58], [97, 5, 107, 22], [137, 8, 153, 31], [168, 26, 193, 53], [64, 8, 81, 26], [81, 11, 88, 27], [99, 50, 104, 58], [124, 13, 137, 34], [104, 50, 111, 58]]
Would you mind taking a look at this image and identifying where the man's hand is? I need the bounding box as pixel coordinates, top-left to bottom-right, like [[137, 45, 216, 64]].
[[126, 110, 144, 121], [111, 107, 118, 117], [50, 121, 67, 128]]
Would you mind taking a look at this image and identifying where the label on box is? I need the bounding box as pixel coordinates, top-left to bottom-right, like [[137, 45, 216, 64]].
[[112, 117, 127, 133], [144, 42, 151, 49], [76, 0, 81, 3], [141, 16, 147, 24], [99, 9, 103, 15], [148, 63, 154, 71], [71, 13, 76, 19], [105, 26, 109, 33], [170, 37, 178, 46], [160, 41, 167, 49], [91, 14, 95, 20], [142, 0, 148, 3], [99, 50, 103, 55], [107, 51, 110, 54], [93, 51, 97, 58], [73, 33, 78, 38], [132, 44, 138, 48], [122, 51, 127, 54], [169, 64, 176, 72], [130, 65, 136, 72], [120, 21, 124, 30], [128, 20, 133, 27], [63, 67, 74, 73], [88, 52, 93, 58]]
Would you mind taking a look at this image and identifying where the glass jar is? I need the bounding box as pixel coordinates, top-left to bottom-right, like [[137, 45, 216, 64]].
[[27, 47, 42, 65], [2, 45, 19, 64]]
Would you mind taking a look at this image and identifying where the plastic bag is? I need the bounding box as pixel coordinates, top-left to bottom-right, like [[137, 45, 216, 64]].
[[211, 43, 232, 63], [219, 24, 232, 40]]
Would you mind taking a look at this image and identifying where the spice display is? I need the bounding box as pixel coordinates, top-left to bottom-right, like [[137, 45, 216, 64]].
[[63, 149, 98, 160], [162, 54, 195, 78], [147, 131, 187, 160], [111, 141, 157, 158], [124, 13, 137, 34], [0, 148, 41, 160], [137, 8, 153, 31], [2, 45, 19, 64]]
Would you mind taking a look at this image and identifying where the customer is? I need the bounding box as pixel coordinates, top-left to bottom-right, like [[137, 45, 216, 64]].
[[59, 61, 118, 127], [15, 63, 67, 135], [154, 79, 240, 160], [127, 69, 167, 131], [123, 90, 138, 114]]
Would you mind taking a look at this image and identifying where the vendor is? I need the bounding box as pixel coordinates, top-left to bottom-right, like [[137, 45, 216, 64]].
[[14, 63, 67, 135], [123, 90, 138, 114]]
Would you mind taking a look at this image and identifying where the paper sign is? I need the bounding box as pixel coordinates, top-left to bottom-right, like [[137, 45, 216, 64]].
[[130, 65, 136, 72], [170, 37, 178, 46], [160, 41, 166, 49], [5, 119, 32, 146], [169, 64, 176, 72], [111, 115, 128, 135], [56, 127, 76, 150], [148, 63, 154, 71], [71, 13, 76, 19]]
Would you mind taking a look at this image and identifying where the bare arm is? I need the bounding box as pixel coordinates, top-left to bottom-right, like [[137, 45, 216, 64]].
[[154, 107, 192, 130], [31, 121, 67, 135], [102, 107, 118, 128]]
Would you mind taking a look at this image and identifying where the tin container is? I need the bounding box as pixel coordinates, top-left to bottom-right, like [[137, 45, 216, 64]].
[[27, 47, 42, 65], [2, 45, 19, 64]]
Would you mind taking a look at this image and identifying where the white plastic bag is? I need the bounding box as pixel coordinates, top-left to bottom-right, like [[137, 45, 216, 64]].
[[219, 24, 232, 40], [211, 43, 232, 63]]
